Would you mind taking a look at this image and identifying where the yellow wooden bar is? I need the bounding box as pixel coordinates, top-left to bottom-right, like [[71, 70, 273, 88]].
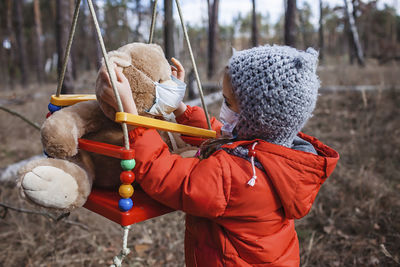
[[115, 112, 216, 138], [50, 94, 96, 106]]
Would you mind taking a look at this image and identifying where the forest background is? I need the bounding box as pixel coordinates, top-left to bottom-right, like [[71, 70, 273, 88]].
[[0, 0, 399, 266]]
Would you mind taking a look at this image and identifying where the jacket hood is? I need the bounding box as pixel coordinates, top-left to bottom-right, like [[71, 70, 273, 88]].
[[223, 132, 339, 219]]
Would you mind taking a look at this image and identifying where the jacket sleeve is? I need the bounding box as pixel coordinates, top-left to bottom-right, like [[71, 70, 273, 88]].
[[129, 127, 229, 218], [175, 105, 223, 146]]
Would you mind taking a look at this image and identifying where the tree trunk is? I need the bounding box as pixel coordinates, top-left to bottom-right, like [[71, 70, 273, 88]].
[[284, 0, 297, 47], [346, 20, 355, 64], [298, 8, 307, 48], [70, 0, 77, 80], [251, 0, 258, 47], [56, 0, 74, 93], [5, 0, 16, 89], [135, 0, 143, 40], [50, 0, 57, 24], [207, 0, 219, 79], [0, 2, 6, 85], [187, 69, 199, 100], [90, 0, 103, 70], [164, 0, 174, 60], [33, 0, 44, 83], [14, 0, 28, 86], [343, 0, 365, 66], [319, 0, 324, 61], [78, 1, 91, 71]]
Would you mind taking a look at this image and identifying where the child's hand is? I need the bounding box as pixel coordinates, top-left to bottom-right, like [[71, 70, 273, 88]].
[[96, 64, 138, 116], [173, 101, 187, 117], [171, 57, 185, 82], [170, 58, 187, 117]]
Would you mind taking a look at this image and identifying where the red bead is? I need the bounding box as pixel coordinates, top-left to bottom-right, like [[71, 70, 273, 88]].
[[46, 112, 52, 118], [248, 149, 256, 158], [120, 171, 135, 184]]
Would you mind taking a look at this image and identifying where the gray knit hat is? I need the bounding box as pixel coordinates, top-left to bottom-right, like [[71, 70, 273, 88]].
[[227, 45, 320, 147]]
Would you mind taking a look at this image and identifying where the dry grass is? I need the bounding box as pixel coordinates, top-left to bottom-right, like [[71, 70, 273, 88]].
[[0, 68, 399, 266], [298, 88, 400, 266], [318, 60, 400, 88]]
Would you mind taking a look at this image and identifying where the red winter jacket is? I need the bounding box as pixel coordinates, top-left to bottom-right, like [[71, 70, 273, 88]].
[[129, 105, 339, 267]]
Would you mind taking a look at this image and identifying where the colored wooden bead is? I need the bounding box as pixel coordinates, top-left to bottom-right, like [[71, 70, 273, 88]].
[[120, 171, 135, 184], [48, 103, 62, 113], [121, 159, 136, 171], [118, 198, 133, 212], [46, 112, 52, 118], [119, 184, 134, 198]]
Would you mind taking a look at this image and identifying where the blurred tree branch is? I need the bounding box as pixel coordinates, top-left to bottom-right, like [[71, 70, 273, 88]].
[[0, 202, 89, 231], [0, 105, 41, 131]]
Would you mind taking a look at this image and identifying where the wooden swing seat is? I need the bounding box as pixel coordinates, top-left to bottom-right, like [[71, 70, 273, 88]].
[[84, 187, 174, 226]]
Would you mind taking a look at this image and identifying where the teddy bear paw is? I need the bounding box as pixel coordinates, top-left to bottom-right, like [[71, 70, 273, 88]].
[[21, 166, 79, 209]]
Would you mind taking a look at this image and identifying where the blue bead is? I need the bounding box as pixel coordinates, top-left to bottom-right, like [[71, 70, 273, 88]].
[[118, 198, 133, 212], [48, 103, 62, 113]]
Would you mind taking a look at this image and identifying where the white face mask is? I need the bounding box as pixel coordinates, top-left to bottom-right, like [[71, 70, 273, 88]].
[[219, 100, 239, 138], [147, 75, 186, 116]]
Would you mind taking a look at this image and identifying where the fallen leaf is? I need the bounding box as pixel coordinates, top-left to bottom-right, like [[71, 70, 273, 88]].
[[135, 244, 151, 257]]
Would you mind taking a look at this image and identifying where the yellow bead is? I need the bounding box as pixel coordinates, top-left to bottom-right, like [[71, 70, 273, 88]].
[[119, 184, 134, 198]]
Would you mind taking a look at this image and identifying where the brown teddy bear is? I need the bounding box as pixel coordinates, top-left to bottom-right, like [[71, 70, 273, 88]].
[[19, 43, 197, 211]]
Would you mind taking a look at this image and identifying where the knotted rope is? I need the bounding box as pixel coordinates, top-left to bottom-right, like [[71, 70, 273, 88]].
[[110, 226, 132, 267]]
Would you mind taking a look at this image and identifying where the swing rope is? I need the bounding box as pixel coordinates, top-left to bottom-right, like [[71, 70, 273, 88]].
[[174, 0, 212, 130], [86, 0, 130, 150], [56, 0, 82, 97], [110, 226, 131, 267], [147, 0, 212, 130], [148, 0, 158, 44]]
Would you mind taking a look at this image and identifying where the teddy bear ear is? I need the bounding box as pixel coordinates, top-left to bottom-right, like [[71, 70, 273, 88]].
[[107, 50, 132, 68], [149, 43, 166, 57]]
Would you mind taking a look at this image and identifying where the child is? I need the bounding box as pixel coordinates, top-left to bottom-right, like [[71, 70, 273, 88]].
[[97, 45, 339, 267]]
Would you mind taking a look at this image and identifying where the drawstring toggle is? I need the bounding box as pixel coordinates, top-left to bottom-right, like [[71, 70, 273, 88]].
[[247, 142, 258, 187]]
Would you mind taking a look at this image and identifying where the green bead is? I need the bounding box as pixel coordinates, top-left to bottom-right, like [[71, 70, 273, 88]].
[[121, 159, 136, 171]]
